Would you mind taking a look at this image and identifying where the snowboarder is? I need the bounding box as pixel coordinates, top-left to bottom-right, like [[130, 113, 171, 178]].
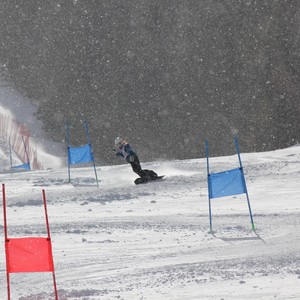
[[113, 137, 159, 183]]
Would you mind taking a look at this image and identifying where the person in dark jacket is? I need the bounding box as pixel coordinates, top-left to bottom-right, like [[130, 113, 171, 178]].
[[113, 137, 157, 180]]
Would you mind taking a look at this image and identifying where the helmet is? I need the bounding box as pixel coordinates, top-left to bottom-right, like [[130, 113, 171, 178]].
[[114, 137, 123, 147]]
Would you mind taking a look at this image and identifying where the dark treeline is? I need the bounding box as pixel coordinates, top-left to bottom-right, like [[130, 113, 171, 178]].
[[0, 0, 300, 165]]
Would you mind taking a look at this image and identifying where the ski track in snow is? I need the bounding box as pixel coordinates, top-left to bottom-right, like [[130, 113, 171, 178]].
[[0, 148, 300, 299]]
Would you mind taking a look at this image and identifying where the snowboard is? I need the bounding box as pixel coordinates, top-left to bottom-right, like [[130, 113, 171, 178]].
[[134, 175, 165, 185]]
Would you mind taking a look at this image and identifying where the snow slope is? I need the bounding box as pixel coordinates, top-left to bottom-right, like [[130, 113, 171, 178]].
[[0, 145, 300, 299]]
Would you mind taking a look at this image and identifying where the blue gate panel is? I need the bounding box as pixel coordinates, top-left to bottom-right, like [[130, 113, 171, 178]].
[[68, 144, 93, 165], [12, 163, 31, 170], [208, 167, 246, 199]]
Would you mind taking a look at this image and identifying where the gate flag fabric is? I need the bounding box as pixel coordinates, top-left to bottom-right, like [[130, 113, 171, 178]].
[[208, 167, 246, 199], [11, 163, 31, 170], [2, 184, 59, 300], [68, 144, 93, 165], [65, 119, 99, 186], [205, 136, 255, 232], [6, 237, 54, 273]]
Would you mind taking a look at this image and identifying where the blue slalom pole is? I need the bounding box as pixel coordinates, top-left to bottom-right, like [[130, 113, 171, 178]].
[[205, 139, 213, 233], [65, 121, 71, 183], [234, 135, 255, 231]]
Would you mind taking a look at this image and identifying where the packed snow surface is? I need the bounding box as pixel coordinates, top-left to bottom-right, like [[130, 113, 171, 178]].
[[0, 146, 300, 299]]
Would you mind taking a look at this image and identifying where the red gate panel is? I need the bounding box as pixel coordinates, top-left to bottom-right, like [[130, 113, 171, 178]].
[[6, 237, 54, 273]]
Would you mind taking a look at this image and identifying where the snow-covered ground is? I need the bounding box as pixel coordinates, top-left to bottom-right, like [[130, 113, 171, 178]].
[[0, 144, 300, 299]]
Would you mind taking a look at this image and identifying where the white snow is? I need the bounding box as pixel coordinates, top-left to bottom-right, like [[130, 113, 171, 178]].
[[0, 145, 300, 299]]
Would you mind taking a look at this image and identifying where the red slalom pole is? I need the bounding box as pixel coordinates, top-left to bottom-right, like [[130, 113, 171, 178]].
[[42, 189, 59, 300], [2, 184, 11, 300]]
